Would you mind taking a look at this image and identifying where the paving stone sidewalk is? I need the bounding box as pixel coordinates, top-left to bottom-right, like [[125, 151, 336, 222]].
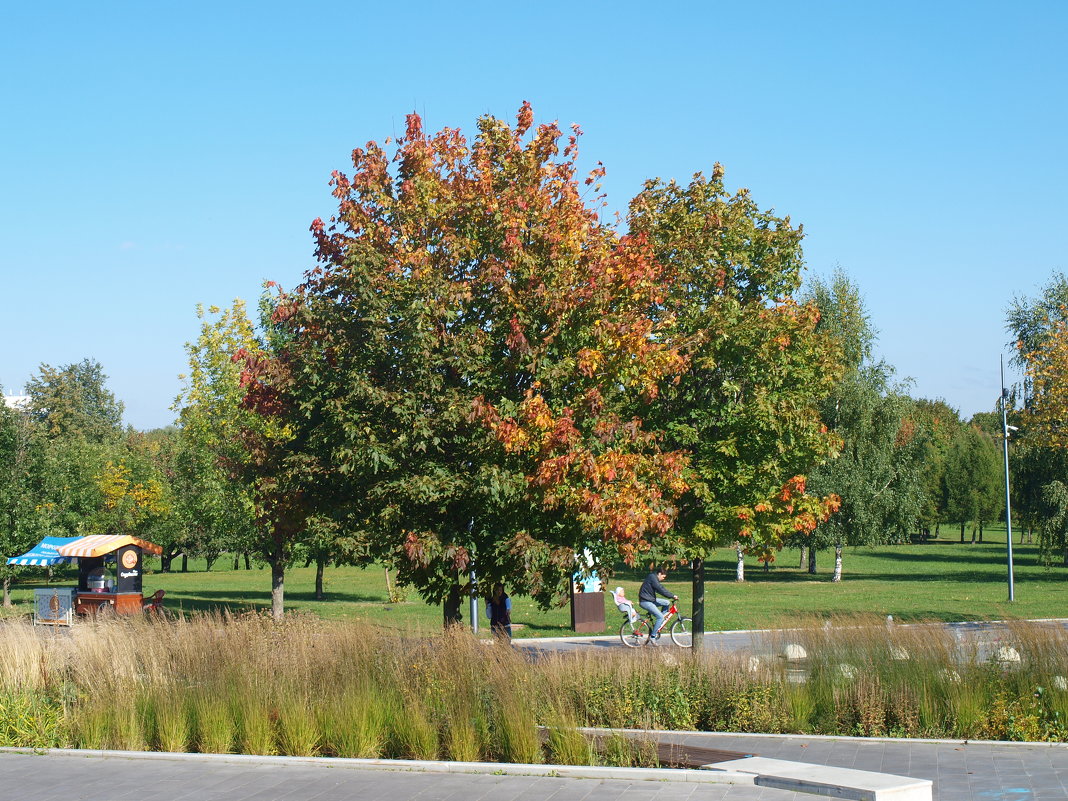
[[3, 734, 1065, 800], [650, 731, 1068, 801], [0, 751, 806, 801]]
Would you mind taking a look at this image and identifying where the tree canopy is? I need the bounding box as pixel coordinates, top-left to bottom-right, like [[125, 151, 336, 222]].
[[26, 359, 124, 442], [803, 271, 928, 578], [234, 105, 843, 616]]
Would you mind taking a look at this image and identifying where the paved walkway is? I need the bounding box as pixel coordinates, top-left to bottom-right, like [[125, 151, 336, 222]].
[[513, 619, 1068, 658], [0, 751, 805, 801], [4, 732, 1067, 801], [645, 731, 1068, 801]]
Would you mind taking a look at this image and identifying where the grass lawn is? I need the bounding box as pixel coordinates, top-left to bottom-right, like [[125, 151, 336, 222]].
[[8, 524, 1066, 636]]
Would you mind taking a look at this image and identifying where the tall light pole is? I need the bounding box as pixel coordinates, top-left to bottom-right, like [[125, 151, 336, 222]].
[[1000, 355, 1016, 602]]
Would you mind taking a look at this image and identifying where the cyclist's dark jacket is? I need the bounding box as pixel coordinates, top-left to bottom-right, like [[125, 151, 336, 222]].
[[638, 572, 671, 604]]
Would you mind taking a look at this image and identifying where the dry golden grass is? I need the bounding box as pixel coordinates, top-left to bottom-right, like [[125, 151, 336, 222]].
[[2, 611, 1067, 753]]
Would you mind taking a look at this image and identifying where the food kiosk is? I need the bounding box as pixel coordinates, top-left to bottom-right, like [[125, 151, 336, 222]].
[[7, 534, 163, 623]]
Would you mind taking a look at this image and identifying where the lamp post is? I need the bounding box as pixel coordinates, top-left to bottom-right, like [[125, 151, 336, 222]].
[[1000, 355, 1016, 602]]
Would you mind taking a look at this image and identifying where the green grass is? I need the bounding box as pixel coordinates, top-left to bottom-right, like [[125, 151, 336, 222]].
[[8, 523, 1065, 635]]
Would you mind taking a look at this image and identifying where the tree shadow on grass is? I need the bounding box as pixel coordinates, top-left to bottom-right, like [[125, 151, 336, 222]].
[[166, 588, 387, 605], [872, 548, 1047, 569]]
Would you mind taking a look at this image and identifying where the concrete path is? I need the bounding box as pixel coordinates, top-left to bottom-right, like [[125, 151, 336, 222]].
[[627, 731, 1068, 801], [513, 618, 1068, 659], [0, 751, 807, 801]]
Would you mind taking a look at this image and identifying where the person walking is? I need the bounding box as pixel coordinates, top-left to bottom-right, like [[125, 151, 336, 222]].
[[638, 566, 676, 644], [486, 582, 512, 640]]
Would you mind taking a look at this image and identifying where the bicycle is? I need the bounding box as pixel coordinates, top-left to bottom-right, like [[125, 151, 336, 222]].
[[618, 598, 693, 648]]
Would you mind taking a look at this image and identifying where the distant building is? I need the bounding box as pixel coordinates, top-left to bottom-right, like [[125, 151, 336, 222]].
[[3, 395, 30, 410]]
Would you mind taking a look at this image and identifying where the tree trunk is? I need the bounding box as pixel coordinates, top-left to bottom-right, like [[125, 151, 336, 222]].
[[181, 554, 188, 572], [205, 555, 216, 572], [936, 522, 941, 537], [832, 544, 843, 582], [735, 546, 745, 582], [691, 557, 704, 650], [799, 547, 808, 568], [233, 554, 240, 570], [314, 557, 325, 601], [244, 553, 251, 570], [1062, 545, 1068, 568], [161, 553, 173, 572], [2, 577, 10, 608], [960, 523, 965, 543], [384, 567, 394, 602], [808, 547, 817, 574], [443, 583, 462, 628], [978, 523, 984, 543], [270, 558, 285, 621]]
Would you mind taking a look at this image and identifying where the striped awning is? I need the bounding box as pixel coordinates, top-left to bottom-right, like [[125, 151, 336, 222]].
[[57, 534, 163, 558], [6, 537, 80, 566]]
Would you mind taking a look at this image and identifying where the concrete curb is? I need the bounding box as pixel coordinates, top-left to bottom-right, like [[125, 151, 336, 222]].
[[579, 725, 1068, 749], [0, 747, 756, 785]]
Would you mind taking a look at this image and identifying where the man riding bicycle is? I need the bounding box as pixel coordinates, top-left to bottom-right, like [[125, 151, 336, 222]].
[[638, 566, 677, 642]]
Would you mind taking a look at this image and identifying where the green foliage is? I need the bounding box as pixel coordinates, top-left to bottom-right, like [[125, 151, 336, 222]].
[[943, 424, 1003, 539], [630, 171, 842, 558], [1038, 480, 1068, 564], [803, 272, 930, 572], [1007, 271, 1068, 370], [0, 404, 44, 588], [174, 299, 295, 613], [25, 359, 124, 442], [0, 690, 66, 747]]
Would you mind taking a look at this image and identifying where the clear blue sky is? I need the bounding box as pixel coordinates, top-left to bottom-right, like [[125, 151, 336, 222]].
[[2, 1, 1064, 430]]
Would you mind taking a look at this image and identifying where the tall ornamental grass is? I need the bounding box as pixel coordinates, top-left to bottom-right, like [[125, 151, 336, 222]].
[[2, 611, 1067, 760]]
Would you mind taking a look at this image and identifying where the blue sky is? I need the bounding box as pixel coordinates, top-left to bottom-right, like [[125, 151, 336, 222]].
[[2, 1, 1064, 430]]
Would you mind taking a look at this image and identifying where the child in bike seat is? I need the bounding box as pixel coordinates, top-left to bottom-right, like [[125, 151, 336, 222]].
[[613, 586, 638, 622]]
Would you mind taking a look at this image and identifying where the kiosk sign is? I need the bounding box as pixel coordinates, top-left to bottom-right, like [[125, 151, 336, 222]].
[[115, 545, 142, 594]]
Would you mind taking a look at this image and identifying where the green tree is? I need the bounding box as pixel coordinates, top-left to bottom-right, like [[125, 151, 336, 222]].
[[627, 169, 843, 586], [1038, 480, 1068, 565], [803, 271, 928, 580], [0, 400, 42, 605], [943, 423, 1004, 543], [912, 398, 964, 538], [173, 302, 267, 596], [25, 359, 124, 442]]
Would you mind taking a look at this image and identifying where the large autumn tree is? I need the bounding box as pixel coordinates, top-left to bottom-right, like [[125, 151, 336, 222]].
[[246, 105, 842, 626], [247, 106, 688, 617]]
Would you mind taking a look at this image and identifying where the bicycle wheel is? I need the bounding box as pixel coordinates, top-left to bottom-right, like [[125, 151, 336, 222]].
[[620, 617, 651, 648], [670, 616, 694, 648]]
